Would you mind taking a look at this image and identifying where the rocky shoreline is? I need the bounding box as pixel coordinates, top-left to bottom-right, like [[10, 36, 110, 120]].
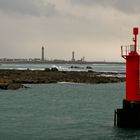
[[0, 69, 125, 90]]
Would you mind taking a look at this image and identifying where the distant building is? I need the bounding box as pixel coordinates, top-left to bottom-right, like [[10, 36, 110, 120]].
[[81, 57, 85, 62], [71, 51, 75, 61], [41, 46, 44, 61]]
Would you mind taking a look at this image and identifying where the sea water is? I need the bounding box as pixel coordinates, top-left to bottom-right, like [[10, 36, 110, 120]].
[[0, 82, 139, 140], [0, 63, 125, 73]]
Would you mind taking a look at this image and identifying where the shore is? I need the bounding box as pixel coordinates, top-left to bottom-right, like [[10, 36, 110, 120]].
[[0, 69, 125, 89]]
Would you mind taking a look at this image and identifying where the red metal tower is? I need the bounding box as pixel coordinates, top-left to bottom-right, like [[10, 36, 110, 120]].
[[122, 27, 140, 101], [115, 27, 140, 128]]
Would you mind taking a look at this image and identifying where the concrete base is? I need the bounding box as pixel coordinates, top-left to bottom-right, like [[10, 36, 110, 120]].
[[115, 100, 140, 128]]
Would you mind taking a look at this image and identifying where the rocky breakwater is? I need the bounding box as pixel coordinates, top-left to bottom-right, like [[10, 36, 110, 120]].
[[0, 80, 26, 90], [0, 69, 125, 90]]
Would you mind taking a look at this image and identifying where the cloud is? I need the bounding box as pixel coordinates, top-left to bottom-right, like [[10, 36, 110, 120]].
[[0, 0, 59, 17], [71, 0, 113, 5], [44, 3, 58, 17], [115, 0, 140, 14], [71, 0, 140, 14], [71, 0, 115, 7]]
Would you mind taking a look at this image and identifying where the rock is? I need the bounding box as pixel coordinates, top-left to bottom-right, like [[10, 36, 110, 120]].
[[70, 66, 81, 69], [0, 69, 125, 86], [0, 83, 28, 90], [44, 68, 51, 72], [86, 66, 93, 69], [48, 80, 58, 83], [88, 70, 93, 73], [7, 83, 24, 90], [0, 83, 8, 90], [51, 67, 58, 72]]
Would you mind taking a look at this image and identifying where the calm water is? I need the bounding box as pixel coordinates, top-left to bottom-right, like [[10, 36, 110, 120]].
[[0, 82, 139, 140]]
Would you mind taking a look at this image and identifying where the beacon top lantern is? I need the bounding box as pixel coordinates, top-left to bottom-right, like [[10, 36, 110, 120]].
[[133, 27, 138, 35]]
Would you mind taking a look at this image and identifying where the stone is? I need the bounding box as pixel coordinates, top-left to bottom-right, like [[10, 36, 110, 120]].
[[51, 67, 58, 71]]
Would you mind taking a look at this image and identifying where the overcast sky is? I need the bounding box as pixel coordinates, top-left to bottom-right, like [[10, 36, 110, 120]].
[[0, 0, 139, 61]]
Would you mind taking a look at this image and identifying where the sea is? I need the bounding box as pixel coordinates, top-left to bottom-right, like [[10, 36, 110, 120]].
[[1, 63, 140, 140], [0, 63, 125, 72]]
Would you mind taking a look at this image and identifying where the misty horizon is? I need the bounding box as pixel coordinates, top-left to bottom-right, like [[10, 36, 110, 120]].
[[0, 0, 139, 62]]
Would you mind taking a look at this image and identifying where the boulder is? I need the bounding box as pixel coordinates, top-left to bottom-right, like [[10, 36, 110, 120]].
[[0, 83, 28, 90], [0, 83, 8, 90], [86, 66, 93, 69], [51, 67, 58, 72], [70, 66, 81, 69], [44, 68, 51, 72], [7, 83, 24, 90]]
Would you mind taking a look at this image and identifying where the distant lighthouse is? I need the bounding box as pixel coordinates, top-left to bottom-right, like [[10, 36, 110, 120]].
[[71, 51, 75, 62], [114, 27, 140, 127], [41, 46, 44, 61]]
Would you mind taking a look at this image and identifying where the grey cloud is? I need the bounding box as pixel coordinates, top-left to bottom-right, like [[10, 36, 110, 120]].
[[45, 3, 58, 17], [115, 0, 140, 14], [71, 0, 140, 14], [0, 0, 59, 17], [71, 0, 115, 7]]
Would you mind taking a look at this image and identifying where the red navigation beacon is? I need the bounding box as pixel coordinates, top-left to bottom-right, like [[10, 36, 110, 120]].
[[121, 27, 140, 101], [115, 28, 140, 128]]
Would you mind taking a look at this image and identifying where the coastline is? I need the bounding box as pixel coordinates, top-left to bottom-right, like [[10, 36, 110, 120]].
[[0, 61, 125, 65], [0, 69, 125, 89]]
